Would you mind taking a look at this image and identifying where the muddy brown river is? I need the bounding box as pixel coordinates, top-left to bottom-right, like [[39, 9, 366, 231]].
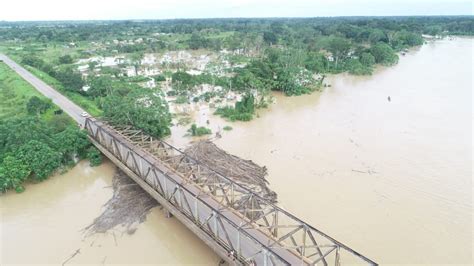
[[0, 161, 219, 265], [1, 38, 472, 265], [214, 38, 473, 264]]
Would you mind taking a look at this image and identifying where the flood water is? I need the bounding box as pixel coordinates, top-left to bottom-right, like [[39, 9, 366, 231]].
[[0, 160, 219, 265], [1, 38, 472, 265], [213, 38, 473, 264]]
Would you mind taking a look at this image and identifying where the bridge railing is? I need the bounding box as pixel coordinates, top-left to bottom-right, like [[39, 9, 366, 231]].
[[85, 117, 377, 265]]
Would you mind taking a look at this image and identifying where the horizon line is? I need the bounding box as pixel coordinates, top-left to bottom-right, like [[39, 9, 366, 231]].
[[1, 14, 473, 23]]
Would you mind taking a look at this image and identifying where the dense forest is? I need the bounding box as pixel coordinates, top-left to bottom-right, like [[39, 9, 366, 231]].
[[0, 17, 472, 193]]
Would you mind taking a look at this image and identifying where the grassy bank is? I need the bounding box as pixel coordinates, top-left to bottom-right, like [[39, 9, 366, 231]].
[[0, 62, 57, 120]]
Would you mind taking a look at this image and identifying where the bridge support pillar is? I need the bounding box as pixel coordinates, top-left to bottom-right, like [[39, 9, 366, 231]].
[[165, 210, 173, 218]]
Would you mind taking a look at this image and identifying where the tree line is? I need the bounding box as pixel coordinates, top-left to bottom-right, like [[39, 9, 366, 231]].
[[0, 97, 101, 193]]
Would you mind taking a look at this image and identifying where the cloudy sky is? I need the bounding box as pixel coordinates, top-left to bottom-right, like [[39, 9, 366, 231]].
[[1, 0, 472, 21]]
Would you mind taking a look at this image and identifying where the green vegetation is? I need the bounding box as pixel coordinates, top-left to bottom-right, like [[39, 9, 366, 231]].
[[188, 124, 212, 136], [215, 94, 255, 121], [0, 63, 54, 119], [171, 71, 231, 94], [25, 66, 102, 116], [0, 16, 471, 125], [12, 53, 172, 138], [223, 126, 233, 131], [0, 63, 101, 193], [26, 96, 52, 115], [86, 147, 102, 167], [102, 87, 171, 138], [370, 43, 399, 66], [0, 118, 101, 193], [21, 54, 84, 92], [58, 54, 74, 64]]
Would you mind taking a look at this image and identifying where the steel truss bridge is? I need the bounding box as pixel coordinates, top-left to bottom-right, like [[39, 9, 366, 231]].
[[85, 117, 377, 266]]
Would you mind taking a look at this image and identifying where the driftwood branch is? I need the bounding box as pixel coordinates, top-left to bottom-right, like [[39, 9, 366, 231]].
[[62, 249, 80, 266]]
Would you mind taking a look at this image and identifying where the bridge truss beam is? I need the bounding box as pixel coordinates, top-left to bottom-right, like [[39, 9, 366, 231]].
[[85, 118, 377, 266]]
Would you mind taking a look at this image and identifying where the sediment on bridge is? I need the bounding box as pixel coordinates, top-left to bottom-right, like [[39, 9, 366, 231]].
[[85, 117, 377, 266]]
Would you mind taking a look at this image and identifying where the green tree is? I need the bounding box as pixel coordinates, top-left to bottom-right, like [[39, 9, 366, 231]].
[[0, 155, 30, 192], [188, 124, 212, 136], [263, 31, 278, 45], [391, 31, 424, 49], [232, 69, 265, 92], [370, 42, 398, 66], [346, 59, 372, 75], [235, 94, 255, 114], [26, 96, 52, 115], [54, 126, 90, 163], [0, 116, 95, 193], [368, 29, 387, 44], [87, 76, 114, 98], [171, 71, 194, 93], [103, 89, 172, 138], [360, 52, 376, 67], [128, 52, 144, 75], [189, 32, 208, 49], [215, 94, 256, 121], [17, 140, 61, 181], [305, 52, 328, 73], [21, 55, 46, 69], [58, 54, 74, 64], [324, 36, 351, 69], [86, 147, 102, 166], [88, 61, 99, 71], [55, 69, 84, 92]]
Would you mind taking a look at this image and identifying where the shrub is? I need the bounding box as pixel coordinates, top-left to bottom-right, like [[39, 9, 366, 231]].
[[174, 95, 188, 104], [214, 94, 255, 121], [87, 147, 102, 167], [58, 55, 74, 64], [26, 96, 52, 115], [153, 74, 166, 82], [188, 124, 212, 136]]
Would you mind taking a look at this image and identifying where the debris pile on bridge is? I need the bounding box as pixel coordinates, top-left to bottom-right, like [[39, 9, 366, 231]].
[[83, 170, 158, 236], [182, 140, 277, 203]]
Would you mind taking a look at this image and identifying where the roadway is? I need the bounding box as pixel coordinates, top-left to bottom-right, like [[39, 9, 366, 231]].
[[0, 54, 86, 124]]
